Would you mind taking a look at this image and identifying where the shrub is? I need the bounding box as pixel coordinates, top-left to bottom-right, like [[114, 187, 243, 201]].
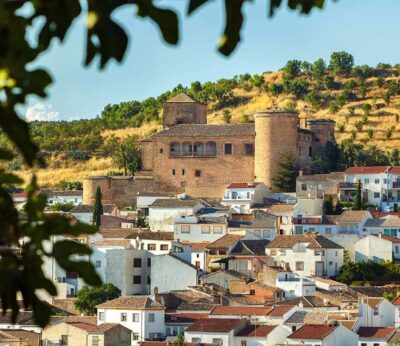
[[337, 123, 345, 132], [311, 58, 326, 79], [329, 102, 340, 114], [374, 77, 385, 88], [354, 121, 364, 132], [49, 202, 75, 212], [385, 126, 395, 139], [329, 51, 354, 76], [222, 109, 232, 124], [285, 101, 297, 111], [269, 83, 283, 96], [282, 59, 302, 79], [367, 129, 374, 139], [283, 79, 309, 98]]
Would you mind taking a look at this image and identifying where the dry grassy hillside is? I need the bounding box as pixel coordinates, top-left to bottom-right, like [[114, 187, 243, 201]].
[[19, 70, 400, 188]]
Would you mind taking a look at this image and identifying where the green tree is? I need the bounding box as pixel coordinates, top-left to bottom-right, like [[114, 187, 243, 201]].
[[312, 58, 326, 79], [282, 59, 302, 79], [49, 202, 75, 212], [329, 51, 355, 76], [175, 334, 186, 346], [74, 283, 121, 315], [269, 83, 284, 96], [222, 109, 232, 124], [324, 196, 334, 213], [353, 179, 362, 210], [271, 153, 298, 192], [112, 136, 142, 175], [92, 187, 103, 228]]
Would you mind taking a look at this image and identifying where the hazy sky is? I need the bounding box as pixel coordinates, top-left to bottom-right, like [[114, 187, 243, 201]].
[[24, 0, 400, 121]]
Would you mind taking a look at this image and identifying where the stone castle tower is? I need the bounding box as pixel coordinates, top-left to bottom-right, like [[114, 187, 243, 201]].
[[254, 110, 299, 187]]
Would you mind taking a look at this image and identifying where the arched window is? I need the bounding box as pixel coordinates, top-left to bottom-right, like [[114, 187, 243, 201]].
[[205, 142, 217, 156], [170, 142, 181, 156], [182, 142, 193, 156], [193, 142, 205, 156]]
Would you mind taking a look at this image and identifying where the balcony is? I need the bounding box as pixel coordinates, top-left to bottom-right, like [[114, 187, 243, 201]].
[[170, 151, 216, 158], [393, 182, 400, 189], [292, 217, 322, 225], [339, 182, 357, 190]]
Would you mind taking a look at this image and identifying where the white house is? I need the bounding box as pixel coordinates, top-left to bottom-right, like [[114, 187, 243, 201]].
[[90, 239, 152, 296], [184, 318, 247, 346], [222, 182, 271, 214], [44, 190, 83, 205], [265, 234, 344, 277], [336, 210, 372, 235], [174, 214, 228, 243], [358, 297, 395, 327], [355, 234, 400, 263], [148, 198, 206, 232], [286, 323, 359, 346], [363, 215, 400, 238], [71, 204, 119, 224], [292, 215, 339, 235], [357, 326, 397, 346], [234, 324, 291, 346], [136, 196, 173, 216], [189, 242, 208, 270], [209, 306, 274, 323], [96, 296, 165, 344], [150, 253, 200, 294], [267, 203, 294, 235], [274, 272, 316, 299], [392, 295, 400, 328]]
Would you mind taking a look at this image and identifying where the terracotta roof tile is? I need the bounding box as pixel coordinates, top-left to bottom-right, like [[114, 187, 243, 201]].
[[336, 210, 371, 223], [267, 204, 294, 214], [227, 182, 260, 189], [100, 228, 173, 241], [210, 306, 272, 316], [91, 239, 132, 248], [358, 327, 396, 339], [392, 296, 400, 305], [365, 218, 400, 228], [372, 234, 400, 243], [96, 296, 164, 310], [235, 325, 276, 337], [166, 313, 209, 323], [266, 234, 342, 249], [288, 324, 336, 340], [185, 318, 246, 333], [206, 234, 243, 249], [165, 93, 195, 103], [189, 242, 210, 252], [346, 166, 390, 174], [267, 305, 295, 317], [149, 198, 205, 208]]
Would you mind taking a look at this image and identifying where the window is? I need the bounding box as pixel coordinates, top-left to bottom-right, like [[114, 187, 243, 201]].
[[294, 226, 303, 235], [132, 333, 139, 341], [201, 226, 210, 234], [160, 244, 169, 251], [249, 289, 255, 295], [396, 246, 399, 254], [263, 230, 271, 238], [375, 179, 380, 184], [254, 230, 261, 237], [172, 169, 176, 176], [192, 338, 201, 343], [132, 313, 139, 322], [181, 225, 190, 233], [309, 146, 312, 157], [182, 169, 185, 176], [315, 250, 321, 256], [213, 226, 222, 234], [301, 183, 307, 191], [224, 143, 233, 155], [133, 275, 141, 284], [329, 261, 333, 265], [147, 258, 151, 267], [360, 344, 367, 346], [149, 313, 155, 322], [309, 227, 315, 232], [98, 311, 104, 321], [195, 170, 201, 177], [212, 338, 223, 345], [148, 276, 151, 284], [373, 308, 379, 316], [147, 244, 156, 251], [133, 258, 142, 268], [92, 336, 99, 346], [364, 178, 369, 184], [159, 148, 163, 154], [121, 313, 127, 322], [384, 178, 388, 184], [295, 261, 304, 270], [95, 260, 101, 268], [374, 192, 380, 198], [241, 341, 247, 346], [244, 143, 254, 155]]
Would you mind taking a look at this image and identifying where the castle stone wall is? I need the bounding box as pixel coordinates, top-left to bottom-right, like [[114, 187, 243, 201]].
[[163, 102, 207, 128]]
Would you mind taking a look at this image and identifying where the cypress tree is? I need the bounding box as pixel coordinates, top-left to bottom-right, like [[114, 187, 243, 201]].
[[271, 153, 299, 192], [92, 187, 103, 228], [353, 179, 362, 210]]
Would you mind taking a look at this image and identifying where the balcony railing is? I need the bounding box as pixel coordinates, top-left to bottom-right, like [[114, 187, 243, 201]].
[[339, 182, 357, 189], [292, 217, 322, 225], [170, 151, 217, 158]]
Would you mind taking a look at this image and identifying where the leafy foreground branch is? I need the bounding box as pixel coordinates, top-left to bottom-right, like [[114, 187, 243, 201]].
[[0, 170, 101, 327]]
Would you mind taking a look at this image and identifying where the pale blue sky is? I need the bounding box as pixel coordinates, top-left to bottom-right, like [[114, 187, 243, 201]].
[[24, 0, 400, 121]]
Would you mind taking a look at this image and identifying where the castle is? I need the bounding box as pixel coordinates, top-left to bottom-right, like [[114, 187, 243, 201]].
[[84, 93, 335, 206]]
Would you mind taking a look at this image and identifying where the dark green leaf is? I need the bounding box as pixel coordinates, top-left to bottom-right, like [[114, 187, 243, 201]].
[[188, 0, 210, 14], [270, 0, 326, 16]]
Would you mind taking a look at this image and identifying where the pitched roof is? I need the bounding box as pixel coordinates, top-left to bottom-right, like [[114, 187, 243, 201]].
[[177, 300, 217, 312], [165, 93, 196, 103], [358, 327, 396, 339], [364, 218, 400, 228], [148, 124, 255, 138], [267, 204, 294, 214], [228, 215, 277, 229], [90, 239, 132, 248], [346, 166, 390, 174], [288, 324, 337, 340], [266, 234, 342, 249], [336, 210, 371, 223], [372, 234, 400, 243], [297, 172, 344, 182], [235, 325, 276, 337], [0, 329, 40, 344], [284, 311, 327, 325], [229, 239, 270, 256], [71, 204, 117, 213], [165, 313, 209, 323], [100, 228, 174, 241], [189, 242, 210, 252], [392, 296, 400, 305], [42, 190, 83, 197], [227, 182, 260, 189], [149, 198, 204, 208], [210, 306, 272, 316], [273, 296, 339, 309], [206, 234, 243, 249], [96, 296, 164, 310], [365, 297, 384, 309], [352, 286, 400, 298], [185, 318, 245, 333], [267, 305, 295, 317]]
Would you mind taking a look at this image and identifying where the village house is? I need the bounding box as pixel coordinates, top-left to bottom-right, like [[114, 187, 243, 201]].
[[393, 296, 400, 328], [265, 234, 344, 277], [43, 189, 83, 206], [284, 323, 359, 346], [296, 172, 344, 199], [41, 316, 131, 346], [165, 312, 209, 337], [96, 296, 165, 343], [229, 281, 285, 305], [357, 326, 397, 346], [205, 234, 245, 270], [70, 204, 119, 224], [335, 210, 372, 235], [209, 306, 273, 323], [266, 204, 294, 235], [189, 242, 209, 270], [363, 215, 400, 238], [234, 324, 291, 346], [221, 182, 271, 214], [148, 197, 207, 232], [201, 269, 252, 291], [0, 329, 40, 346], [358, 297, 395, 327], [355, 234, 400, 263]]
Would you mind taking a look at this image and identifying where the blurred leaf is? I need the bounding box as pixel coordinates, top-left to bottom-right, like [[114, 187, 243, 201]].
[[188, 0, 210, 14], [270, 0, 325, 16]]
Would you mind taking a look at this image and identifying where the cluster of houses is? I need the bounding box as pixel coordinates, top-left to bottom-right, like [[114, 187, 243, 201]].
[[4, 165, 400, 345]]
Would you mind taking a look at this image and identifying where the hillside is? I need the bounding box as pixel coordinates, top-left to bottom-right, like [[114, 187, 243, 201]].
[[10, 53, 400, 188]]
